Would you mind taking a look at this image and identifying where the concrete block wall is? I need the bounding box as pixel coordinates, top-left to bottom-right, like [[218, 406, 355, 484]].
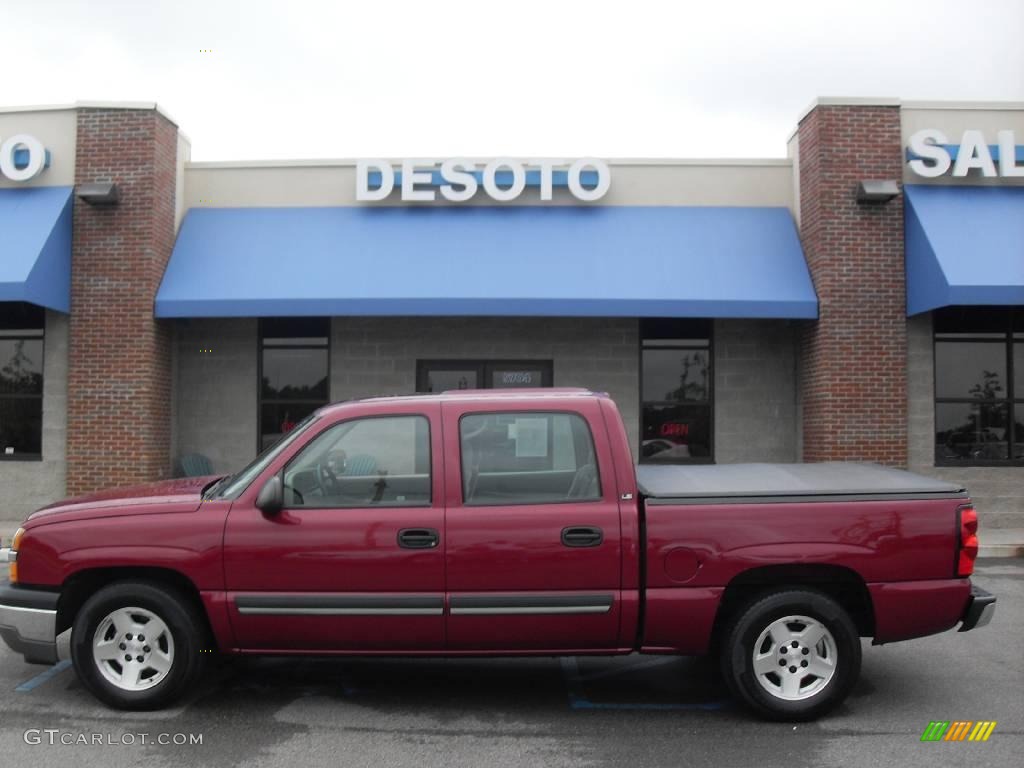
[[714, 320, 799, 463], [907, 312, 1024, 529], [174, 318, 258, 474], [0, 310, 69, 519], [330, 317, 642, 454]]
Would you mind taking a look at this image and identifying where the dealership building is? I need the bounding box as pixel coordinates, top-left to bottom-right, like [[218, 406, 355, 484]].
[[0, 98, 1021, 527]]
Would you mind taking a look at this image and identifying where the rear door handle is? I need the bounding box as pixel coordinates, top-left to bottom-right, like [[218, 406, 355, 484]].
[[561, 526, 603, 548], [397, 528, 439, 549]]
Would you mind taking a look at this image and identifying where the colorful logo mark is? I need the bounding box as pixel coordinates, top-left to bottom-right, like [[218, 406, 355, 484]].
[[921, 721, 997, 742]]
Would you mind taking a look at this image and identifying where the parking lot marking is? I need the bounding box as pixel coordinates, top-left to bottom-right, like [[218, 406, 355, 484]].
[[560, 657, 728, 712], [16, 660, 72, 692]]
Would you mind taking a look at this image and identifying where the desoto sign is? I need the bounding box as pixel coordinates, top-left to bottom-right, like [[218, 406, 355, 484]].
[[907, 129, 1024, 178], [0, 134, 49, 181], [356, 158, 611, 202]]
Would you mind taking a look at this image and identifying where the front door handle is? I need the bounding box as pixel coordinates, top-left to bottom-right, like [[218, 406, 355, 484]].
[[397, 528, 439, 549], [561, 526, 603, 548]]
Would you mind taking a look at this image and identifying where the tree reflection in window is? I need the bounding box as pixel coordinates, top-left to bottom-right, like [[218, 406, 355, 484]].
[[934, 307, 1022, 465]]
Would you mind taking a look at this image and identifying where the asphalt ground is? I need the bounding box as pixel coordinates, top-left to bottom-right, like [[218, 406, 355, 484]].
[[0, 560, 1020, 768]]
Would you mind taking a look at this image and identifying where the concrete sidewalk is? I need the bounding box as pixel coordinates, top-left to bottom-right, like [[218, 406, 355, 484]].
[[3, 520, 1023, 557]]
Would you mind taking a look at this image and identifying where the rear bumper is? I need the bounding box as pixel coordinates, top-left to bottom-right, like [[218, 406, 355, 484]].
[[958, 585, 996, 632], [0, 584, 60, 664]]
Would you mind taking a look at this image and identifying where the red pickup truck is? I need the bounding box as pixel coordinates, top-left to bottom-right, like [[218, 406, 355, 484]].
[[0, 389, 994, 719]]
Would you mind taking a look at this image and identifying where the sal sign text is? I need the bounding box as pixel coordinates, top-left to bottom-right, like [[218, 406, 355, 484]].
[[356, 158, 611, 203], [907, 129, 1024, 178]]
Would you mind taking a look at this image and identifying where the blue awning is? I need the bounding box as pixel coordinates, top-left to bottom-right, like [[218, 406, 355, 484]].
[[156, 205, 818, 319], [0, 186, 73, 312], [905, 184, 1024, 315]]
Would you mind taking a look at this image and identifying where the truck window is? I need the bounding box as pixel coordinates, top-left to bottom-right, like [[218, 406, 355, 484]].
[[459, 412, 601, 505], [283, 415, 431, 507]]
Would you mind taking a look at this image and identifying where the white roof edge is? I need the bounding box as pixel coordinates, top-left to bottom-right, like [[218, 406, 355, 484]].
[[0, 101, 180, 126], [795, 97, 1024, 125], [796, 96, 902, 125], [75, 101, 180, 126], [0, 103, 79, 114], [186, 157, 793, 170], [901, 100, 1024, 111]]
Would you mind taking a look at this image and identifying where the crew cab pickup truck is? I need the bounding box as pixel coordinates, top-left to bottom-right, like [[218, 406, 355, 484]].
[[0, 389, 995, 719]]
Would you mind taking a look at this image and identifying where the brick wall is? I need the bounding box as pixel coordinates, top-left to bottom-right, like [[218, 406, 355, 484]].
[[797, 105, 907, 464], [66, 108, 179, 495]]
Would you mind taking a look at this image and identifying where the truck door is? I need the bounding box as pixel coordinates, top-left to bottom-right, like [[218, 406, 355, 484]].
[[222, 402, 446, 651], [442, 400, 623, 651]]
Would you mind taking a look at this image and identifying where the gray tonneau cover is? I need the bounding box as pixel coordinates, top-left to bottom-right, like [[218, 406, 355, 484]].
[[636, 462, 965, 500]]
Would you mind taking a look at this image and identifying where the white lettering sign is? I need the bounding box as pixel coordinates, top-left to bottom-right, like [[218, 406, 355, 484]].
[[0, 135, 51, 182], [0, 134, 49, 182], [356, 158, 612, 202], [907, 129, 1024, 178]]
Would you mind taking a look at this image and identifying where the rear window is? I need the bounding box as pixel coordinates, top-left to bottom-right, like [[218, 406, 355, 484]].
[[459, 412, 601, 505]]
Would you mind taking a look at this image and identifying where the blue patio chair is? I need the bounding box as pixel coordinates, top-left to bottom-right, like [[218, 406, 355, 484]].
[[179, 453, 214, 477], [344, 454, 378, 476]]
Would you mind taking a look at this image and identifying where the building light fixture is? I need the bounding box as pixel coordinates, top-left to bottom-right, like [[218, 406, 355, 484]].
[[76, 182, 120, 206], [856, 179, 900, 204]]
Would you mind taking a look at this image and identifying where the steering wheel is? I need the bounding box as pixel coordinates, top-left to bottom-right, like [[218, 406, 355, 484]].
[[316, 459, 340, 495]]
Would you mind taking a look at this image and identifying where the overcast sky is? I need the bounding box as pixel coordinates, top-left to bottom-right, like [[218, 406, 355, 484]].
[[3, 0, 1023, 161]]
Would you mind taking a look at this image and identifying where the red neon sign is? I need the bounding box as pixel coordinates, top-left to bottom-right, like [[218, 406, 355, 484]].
[[660, 422, 689, 438]]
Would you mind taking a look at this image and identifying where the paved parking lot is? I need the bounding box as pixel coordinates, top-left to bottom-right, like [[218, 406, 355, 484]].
[[1, 560, 1020, 768]]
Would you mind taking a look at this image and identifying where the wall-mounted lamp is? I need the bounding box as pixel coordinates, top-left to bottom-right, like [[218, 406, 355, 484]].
[[76, 182, 120, 206], [856, 180, 900, 204]]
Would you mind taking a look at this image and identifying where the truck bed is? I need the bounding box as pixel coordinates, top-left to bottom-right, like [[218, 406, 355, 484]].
[[636, 462, 965, 503]]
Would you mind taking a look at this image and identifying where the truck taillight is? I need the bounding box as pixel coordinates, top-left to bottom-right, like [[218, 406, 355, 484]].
[[957, 505, 979, 577]]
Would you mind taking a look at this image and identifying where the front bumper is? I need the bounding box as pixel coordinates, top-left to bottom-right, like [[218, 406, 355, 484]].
[[958, 585, 996, 632], [0, 583, 60, 664]]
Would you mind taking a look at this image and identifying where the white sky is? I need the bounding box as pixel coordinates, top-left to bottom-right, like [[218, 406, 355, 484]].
[[3, 0, 1023, 161]]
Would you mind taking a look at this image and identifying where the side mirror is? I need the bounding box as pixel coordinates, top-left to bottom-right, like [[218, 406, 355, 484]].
[[255, 474, 283, 515]]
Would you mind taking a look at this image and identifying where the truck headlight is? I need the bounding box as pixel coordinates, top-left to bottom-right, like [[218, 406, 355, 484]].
[[8, 527, 24, 583]]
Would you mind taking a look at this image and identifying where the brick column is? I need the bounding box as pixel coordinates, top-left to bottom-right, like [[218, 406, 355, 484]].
[[797, 104, 907, 465], [67, 107, 178, 494]]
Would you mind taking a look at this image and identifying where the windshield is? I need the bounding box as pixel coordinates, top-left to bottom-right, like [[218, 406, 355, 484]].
[[208, 412, 321, 500]]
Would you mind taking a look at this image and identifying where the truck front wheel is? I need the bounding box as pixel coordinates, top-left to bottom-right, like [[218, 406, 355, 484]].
[[720, 589, 861, 721], [70, 581, 206, 710]]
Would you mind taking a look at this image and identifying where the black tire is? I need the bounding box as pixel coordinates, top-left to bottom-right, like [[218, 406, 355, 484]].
[[70, 581, 207, 710], [719, 589, 861, 721]]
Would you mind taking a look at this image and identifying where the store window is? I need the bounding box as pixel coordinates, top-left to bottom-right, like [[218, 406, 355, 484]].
[[0, 303, 45, 460], [934, 307, 1023, 465], [258, 318, 329, 450], [416, 360, 553, 392], [640, 319, 712, 463]]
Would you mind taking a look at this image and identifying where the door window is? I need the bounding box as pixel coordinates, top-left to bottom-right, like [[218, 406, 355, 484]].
[[283, 416, 431, 507], [459, 412, 601, 505], [417, 360, 552, 392]]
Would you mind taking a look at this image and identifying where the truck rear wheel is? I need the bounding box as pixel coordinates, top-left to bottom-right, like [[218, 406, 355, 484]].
[[720, 589, 861, 721], [70, 581, 206, 710]]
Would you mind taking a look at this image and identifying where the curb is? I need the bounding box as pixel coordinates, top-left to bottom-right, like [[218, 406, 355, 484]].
[[979, 543, 1024, 558]]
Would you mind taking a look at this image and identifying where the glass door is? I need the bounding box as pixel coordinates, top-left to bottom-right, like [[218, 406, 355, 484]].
[[417, 360, 553, 393]]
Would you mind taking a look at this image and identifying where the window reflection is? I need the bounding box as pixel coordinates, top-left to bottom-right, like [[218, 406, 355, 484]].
[[933, 307, 1021, 465], [258, 318, 329, 451], [640, 319, 712, 463], [0, 303, 45, 459]]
